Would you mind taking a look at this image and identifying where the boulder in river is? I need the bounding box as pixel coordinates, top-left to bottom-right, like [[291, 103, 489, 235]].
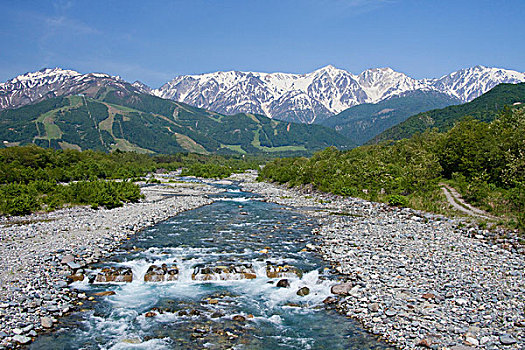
[[276, 279, 290, 288], [95, 267, 133, 283], [144, 263, 179, 282], [92, 291, 116, 297], [266, 262, 302, 278], [297, 287, 310, 296], [67, 273, 85, 282], [192, 263, 256, 281]]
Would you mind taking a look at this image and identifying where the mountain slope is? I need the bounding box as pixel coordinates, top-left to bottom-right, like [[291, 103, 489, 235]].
[[320, 90, 461, 145], [0, 83, 353, 155], [370, 82, 525, 143], [153, 65, 525, 124]]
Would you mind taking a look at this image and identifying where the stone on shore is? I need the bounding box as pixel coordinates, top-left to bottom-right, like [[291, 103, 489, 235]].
[[330, 282, 353, 295]]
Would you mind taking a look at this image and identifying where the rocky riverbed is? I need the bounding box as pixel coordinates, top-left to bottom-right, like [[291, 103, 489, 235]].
[[236, 173, 525, 350], [0, 181, 220, 348]]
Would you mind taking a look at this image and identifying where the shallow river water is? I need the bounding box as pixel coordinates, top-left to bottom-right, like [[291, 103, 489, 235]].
[[31, 182, 392, 349]]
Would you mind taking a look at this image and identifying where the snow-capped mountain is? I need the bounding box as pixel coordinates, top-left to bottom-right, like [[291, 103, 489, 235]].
[[0, 68, 140, 110], [153, 65, 525, 123], [431, 65, 525, 102], [1, 65, 524, 124]]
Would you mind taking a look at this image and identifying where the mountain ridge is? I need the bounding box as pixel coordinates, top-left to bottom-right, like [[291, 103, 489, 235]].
[[1, 65, 524, 125], [0, 80, 352, 155], [153, 65, 525, 123]]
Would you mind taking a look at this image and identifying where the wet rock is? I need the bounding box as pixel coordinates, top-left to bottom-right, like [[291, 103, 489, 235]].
[[95, 267, 133, 283], [417, 338, 432, 348], [192, 263, 256, 281], [276, 279, 290, 288], [189, 309, 201, 316], [232, 315, 246, 322], [266, 262, 302, 278], [144, 264, 179, 282], [92, 291, 116, 297], [145, 311, 157, 317], [67, 273, 84, 282], [330, 282, 353, 295], [323, 296, 337, 304], [297, 287, 310, 296]]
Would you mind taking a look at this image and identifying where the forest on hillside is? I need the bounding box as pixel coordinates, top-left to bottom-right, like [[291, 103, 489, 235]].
[[260, 107, 525, 232]]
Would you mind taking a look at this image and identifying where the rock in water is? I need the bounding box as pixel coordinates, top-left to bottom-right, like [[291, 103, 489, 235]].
[[276, 279, 290, 288], [41, 316, 54, 328], [95, 267, 133, 283], [266, 262, 302, 278], [297, 287, 310, 296], [92, 291, 116, 296], [331, 282, 353, 295]]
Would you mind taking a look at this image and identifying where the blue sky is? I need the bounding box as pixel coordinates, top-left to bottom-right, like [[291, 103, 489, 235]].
[[0, 0, 523, 87]]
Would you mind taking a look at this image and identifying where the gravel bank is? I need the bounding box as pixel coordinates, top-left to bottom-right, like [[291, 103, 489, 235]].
[[0, 182, 219, 348], [236, 173, 524, 350]]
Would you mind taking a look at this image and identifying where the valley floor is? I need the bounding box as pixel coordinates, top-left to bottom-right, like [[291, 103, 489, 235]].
[[0, 173, 523, 349], [236, 173, 525, 350]]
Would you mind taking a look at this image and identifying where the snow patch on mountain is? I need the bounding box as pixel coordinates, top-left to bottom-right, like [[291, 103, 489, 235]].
[[153, 65, 525, 123]]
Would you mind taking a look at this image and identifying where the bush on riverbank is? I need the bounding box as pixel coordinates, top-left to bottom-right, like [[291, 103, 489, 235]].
[[0, 180, 144, 215], [0, 147, 262, 215], [259, 107, 525, 232]]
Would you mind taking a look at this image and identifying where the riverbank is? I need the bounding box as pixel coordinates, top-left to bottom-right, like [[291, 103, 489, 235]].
[[235, 173, 525, 350], [0, 181, 220, 348]]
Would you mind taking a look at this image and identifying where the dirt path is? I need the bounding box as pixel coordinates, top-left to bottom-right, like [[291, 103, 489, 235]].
[[440, 183, 496, 219]]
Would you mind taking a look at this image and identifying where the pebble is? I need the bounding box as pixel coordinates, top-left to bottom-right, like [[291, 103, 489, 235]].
[[499, 334, 517, 345]]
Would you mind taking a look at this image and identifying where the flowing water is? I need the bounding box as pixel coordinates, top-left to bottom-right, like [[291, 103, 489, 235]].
[[31, 182, 392, 349]]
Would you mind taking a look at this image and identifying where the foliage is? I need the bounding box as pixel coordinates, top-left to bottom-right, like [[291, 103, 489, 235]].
[[260, 108, 525, 231], [0, 146, 262, 215], [387, 194, 408, 207]]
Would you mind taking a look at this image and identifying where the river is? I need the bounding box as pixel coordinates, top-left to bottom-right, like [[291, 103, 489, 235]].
[[30, 181, 392, 349]]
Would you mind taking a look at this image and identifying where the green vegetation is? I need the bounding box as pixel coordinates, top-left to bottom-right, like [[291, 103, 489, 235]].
[[371, 83, 525, 143], [0, 85, 352, 156], [259, 107, 525, 232], [320, 90, 460, 145], [0, 146, 262, 216]]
